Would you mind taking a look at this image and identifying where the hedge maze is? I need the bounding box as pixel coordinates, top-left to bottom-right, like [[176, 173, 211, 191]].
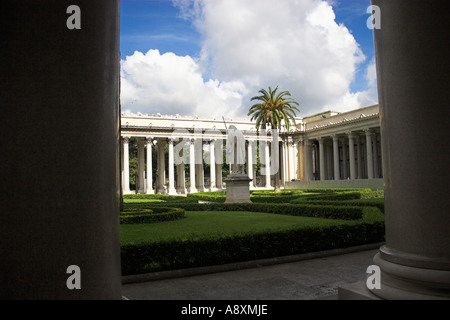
[[120, 188, 385, 276]]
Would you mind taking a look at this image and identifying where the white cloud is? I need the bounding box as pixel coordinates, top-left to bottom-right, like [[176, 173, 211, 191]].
[[120, 49, 246, 118], [121, 0, 377, 119]]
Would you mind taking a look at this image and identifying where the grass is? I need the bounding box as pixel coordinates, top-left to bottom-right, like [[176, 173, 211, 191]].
[[120, 210, 354, 245]]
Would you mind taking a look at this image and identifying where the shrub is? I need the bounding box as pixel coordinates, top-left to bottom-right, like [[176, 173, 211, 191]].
[[120, 207, 185, 224], [121, 219, 385, 275]]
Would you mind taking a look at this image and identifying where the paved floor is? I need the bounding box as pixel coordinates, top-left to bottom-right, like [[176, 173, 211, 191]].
[[121, 248, 378, 300]]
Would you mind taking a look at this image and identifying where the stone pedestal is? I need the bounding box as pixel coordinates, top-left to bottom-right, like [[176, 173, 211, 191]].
[[224, 175, 252, 203]]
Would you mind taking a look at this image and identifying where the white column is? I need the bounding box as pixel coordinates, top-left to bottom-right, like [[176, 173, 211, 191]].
[[122, 136, 131, 194], [265, 141, 271, 188], [167, 138, 177, 195], [341, 138, 348, 179], [145, 137, 154, 194], [318, 137, 325, 181], [365, 128, 374, 179], [137, 139, 145, 193], [304, 139, 313, 181], [356, 135, 362, 179], [157, 139, 166, 194], [209, 139, 217, 191], [247, 140, 254, 189], [176, 145, 186, 194], [189, 138, 197, 193], [196, 139, 204, 192], [333, 135, 340, 180], [348, 132, 356, 180]]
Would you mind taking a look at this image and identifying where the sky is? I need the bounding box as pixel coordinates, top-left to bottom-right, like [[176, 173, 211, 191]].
[[120, 0, 378, 120]]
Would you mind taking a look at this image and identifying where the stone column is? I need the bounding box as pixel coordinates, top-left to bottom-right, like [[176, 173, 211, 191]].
[[195, 139, 204, 192], [356, 135, 362, 179], [372, 132, 379, 178], [1, 0, 121, 299], [365, 129, 374, 179], [264, 141, 271, 188], [247, 140, 254, 189], [122, 137, 131, 194], [348, 132, 356, 180], [176, 145, 186, 194], [137, 139, 145, 193], [167, 138, 177, 195], [318, 138, 325, 181], [368, 0, 449, 299], [332, 135, 340, 180], [157, 139, 166, 194], [304, 139, 314, 181], [145, 138, 154, 194], [341, 138, 348, 179], [189, 139, 197, 193], [209, 140, 217, 191]]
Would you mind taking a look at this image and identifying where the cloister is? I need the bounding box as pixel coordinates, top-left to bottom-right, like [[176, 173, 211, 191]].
[[121, 104, 383, 194]]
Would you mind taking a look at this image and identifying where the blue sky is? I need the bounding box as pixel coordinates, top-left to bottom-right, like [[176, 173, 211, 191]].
[[120, 0, 377, 118]]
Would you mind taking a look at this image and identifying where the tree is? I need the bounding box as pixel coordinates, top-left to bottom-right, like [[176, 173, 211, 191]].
[[247, 86, 299, 192]]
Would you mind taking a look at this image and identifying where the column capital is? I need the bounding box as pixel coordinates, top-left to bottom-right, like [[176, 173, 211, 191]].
[[122, 136, 131, 144], [332, 133, 340, 141], [145, 136, 153, 144], [346, 131, 354, 139], [364, 128, 373, 136]]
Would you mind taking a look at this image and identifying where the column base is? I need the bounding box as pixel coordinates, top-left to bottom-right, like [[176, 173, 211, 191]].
[[369, 252, 450, 300], [167, 188, 177, 195], [188, 188, 198, 193], [122, 189, 133, 195], [145, 189, 155, 195]]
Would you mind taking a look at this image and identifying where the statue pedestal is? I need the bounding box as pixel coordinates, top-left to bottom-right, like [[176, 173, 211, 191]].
[[224, 174, 252, 203]]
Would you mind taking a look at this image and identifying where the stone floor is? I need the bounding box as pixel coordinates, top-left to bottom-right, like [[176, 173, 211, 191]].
[[121, 247, 379, 300]]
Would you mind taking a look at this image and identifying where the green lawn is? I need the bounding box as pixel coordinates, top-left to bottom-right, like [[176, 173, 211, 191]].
[[120, 210, 353, 245]]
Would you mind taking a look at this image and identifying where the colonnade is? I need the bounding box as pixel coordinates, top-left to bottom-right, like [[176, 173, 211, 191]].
[[304, 128, 382, 181], [121, 136, 275, 194]]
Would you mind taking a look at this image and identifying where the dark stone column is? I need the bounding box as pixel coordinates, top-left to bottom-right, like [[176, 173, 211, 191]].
[[0, 1, 122, 299], [371, 0, 450, 299]]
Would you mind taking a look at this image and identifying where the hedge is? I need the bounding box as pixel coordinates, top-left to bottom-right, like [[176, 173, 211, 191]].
[[124, 202, 364, 220], [120, 207, 185, 224], [121, 220, 385, 275]]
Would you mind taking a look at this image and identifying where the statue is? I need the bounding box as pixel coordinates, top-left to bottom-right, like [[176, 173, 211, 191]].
[[223, 125, 252, 203], [226, 125, 245, 175]]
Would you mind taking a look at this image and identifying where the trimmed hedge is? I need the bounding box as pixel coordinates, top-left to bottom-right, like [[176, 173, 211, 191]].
[[121, 220, 385, 275], [120, 207, 185, 224], [123, 193, 198, 203], [124, 202, 364, 220]]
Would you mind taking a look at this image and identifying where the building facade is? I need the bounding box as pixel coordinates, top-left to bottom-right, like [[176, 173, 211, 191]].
[[120, 104, 383, 194]]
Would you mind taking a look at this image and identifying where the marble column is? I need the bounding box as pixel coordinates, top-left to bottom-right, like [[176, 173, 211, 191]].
[[341, 138, 348, 179], [189, 139, 197, 193], [318, 137, 325, 181], [247, 140, 254, 189], [167, 138, 177, 195], [304, 139, 314, 181], [157, 139, 166, 194], [265, 141, 271, 188], [356, 135, 363, 179], [365, 129, 374, 179], [368, 0, 449, 299], [372, 132, 380, 178], [145, 137, 154, 194], [1, 0, 122, 299], [176, 144, 186, 194], [209, 140, 217, 191], [332, 135, 340, 180], [348, 132, 356, 180], [137, 139, 145, 193], [122, 137, 131, 194]]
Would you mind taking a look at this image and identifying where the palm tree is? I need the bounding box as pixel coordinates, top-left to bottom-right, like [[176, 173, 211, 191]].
[[247, 86, 299, 192]]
